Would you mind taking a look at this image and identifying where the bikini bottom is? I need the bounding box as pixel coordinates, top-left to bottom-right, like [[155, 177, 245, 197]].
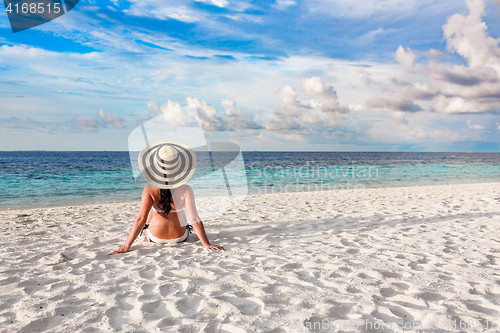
[[140, 225, 193, 244]]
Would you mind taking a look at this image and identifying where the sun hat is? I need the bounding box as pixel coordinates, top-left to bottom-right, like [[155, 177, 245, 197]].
[[138, 142, 197, 189]]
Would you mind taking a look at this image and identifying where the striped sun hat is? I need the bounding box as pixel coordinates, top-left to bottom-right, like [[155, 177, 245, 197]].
[[138, 142, 197, 189]]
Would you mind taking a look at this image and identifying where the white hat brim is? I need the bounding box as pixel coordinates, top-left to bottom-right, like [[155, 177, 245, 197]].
[[138, 142, 197, 189]]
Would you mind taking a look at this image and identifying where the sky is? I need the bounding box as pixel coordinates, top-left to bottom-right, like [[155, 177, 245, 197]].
[[0, 0, 500, 151]]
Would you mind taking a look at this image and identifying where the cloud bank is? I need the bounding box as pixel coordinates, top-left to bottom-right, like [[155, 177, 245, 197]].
[[374, 0, 500, 115], [146, 76, 348, 141]]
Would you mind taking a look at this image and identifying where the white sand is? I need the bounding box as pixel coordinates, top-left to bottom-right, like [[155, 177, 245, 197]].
[[1, 182, 500, 332]]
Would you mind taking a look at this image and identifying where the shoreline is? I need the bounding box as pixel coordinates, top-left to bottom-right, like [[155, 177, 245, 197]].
[[1, 179, 499, 211]]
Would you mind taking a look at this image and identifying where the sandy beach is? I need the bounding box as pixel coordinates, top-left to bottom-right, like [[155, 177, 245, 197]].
[[1, 182, 500, 332]]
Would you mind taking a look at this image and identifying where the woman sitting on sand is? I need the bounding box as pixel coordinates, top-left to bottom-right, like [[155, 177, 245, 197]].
[[110, 142, 224, 255]]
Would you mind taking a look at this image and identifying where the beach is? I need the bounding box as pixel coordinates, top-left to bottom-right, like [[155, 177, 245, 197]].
[[1, 182, 500, 332]]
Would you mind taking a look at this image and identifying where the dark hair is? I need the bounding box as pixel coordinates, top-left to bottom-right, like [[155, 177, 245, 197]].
[[158, 188, 174, 216]]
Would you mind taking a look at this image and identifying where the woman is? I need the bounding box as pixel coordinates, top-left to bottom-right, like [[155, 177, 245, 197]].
[[110, 142, 224, 255]]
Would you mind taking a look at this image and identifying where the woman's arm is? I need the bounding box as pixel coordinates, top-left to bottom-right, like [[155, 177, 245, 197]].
[[184, 185, 225, 251], [110, 188, 154, 255]]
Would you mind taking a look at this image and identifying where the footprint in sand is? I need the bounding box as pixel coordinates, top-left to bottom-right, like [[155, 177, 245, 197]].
[[385, 305, 415, 322], [463, 301, 499, 316], [138, 266, 157, 279], [326, 302, 355, 320], [141, 300, 169, 320], [391, 282, 410, 290], [18, 317, 63, 333], [340, 238, 355, 247], [438, 273, 454, 281], [159, 283, 182, 297], [346, 286, 361, 294], [281, 262, 303, 270], [416, 292, 446, 302], [175, 295, 204, 315], [484, 284, 500, 298], [219, 296, 265, 316], [338, 266, 353, 274], [486, 254, 497, 265], [115, 292, 136, 310], [358, 270, 379, 280], [379, 271, 403, 279], [380, 287, 396, 297]]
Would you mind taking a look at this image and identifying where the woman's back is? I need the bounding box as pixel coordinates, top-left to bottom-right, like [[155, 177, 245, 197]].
[[146, 184, 191, 239]]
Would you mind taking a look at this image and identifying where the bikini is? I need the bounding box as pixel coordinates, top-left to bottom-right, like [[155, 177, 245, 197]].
[[140, 206, 193, 244]]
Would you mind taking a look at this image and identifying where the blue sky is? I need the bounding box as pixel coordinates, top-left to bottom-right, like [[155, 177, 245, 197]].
[[0, 0, 499, 151]]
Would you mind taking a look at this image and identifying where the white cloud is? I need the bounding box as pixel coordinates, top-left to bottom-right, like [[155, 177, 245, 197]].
[[143, 77, 347, 141], [2, 120, 33, 130], [392, 111, 409, 126], [434, 95, 493, 114], [0, 45, 57, 58], [73, 109, 125, 132], [146, 97, 261, 135], [307, 0, 459, 19], [430, 0, 500, 113], [275, 85, 298, 106], [427, 49, 446, 60], [147, 100, 159, 113], [267, 76, 349, 134], [443, 0, 500, 71], [196, 0, 252, 11], [368, 114, 463, 143], [496, 122, 500, 130], [124, 1, 201, 23], [73, 117, 98, 132], [399, 82, 438, 100], [467, 119, 485, 130], [160, 100, 183, 114], [355, 28, 396, 45], [98, 109, 125, 128], [273, 0, 296, 10], [367, 96, 422, 112], [221, 99, 262, 135], [196, 0, 228, 7], [301, 76, 348, 114], [375, 0, 500, 114], [395, 46, 415, 72], [1, 117, 63, 134], [154, 99, 200, 127], [186, 97, 226, 130], [223, 13, 262, 23], [310, 0, 414, 18]]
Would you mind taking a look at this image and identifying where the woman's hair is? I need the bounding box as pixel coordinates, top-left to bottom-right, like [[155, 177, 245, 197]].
[[158, 188, 174, 216]]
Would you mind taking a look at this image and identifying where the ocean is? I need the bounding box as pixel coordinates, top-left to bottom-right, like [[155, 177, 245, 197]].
[[0, 151, 499, 209]]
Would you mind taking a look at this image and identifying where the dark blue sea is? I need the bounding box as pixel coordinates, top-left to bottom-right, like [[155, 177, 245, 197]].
[[0, 151, 499, 209]]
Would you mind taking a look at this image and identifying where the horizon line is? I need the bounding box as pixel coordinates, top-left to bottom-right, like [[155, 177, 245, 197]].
[[1, 150, 498, 153]]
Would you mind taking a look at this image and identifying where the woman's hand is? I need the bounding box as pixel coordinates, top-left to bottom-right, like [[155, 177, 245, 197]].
[[205, 244, 225, 251], [109, 244, 130, 255]]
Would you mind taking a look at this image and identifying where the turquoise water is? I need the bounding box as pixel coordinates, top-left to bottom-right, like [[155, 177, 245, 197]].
[[0, 151, 498, 209], [245, 161, 500, 195]]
